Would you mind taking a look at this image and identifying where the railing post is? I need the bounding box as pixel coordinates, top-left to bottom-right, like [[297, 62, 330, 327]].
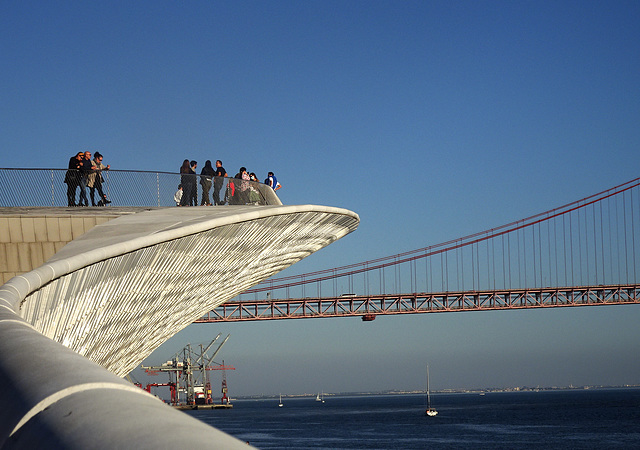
[[50, 170, 55, 206], [106, 171, 111, 204]]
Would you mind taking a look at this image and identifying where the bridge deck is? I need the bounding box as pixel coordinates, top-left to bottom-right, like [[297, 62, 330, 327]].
[[196, 284, 640, 322]]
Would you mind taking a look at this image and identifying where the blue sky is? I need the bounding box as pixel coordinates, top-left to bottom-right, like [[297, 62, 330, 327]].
[[2, 1, 639, 395]]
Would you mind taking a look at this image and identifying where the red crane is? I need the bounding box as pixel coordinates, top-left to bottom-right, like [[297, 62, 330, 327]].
[[209, 360, 235, 404]]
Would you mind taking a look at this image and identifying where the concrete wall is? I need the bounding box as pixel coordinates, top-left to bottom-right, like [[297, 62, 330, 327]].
[[0, 208, 141, 284]]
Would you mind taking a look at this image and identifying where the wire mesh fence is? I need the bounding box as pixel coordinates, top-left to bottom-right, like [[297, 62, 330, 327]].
[[0, 168, 282, 207]]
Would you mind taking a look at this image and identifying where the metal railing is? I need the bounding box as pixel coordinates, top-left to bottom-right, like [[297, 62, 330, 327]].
[[0, 168, 282, 207]]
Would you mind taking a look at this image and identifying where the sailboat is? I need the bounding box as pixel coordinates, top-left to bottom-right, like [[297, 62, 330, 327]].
[[278, 394, 283, 407], [425, 364, 438, 417], [316, 392, 325, 403]]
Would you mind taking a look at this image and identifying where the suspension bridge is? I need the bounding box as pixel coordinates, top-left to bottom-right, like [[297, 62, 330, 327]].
[[197, 177, 640, 322]]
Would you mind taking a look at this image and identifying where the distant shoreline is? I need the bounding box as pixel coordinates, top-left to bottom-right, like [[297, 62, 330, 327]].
[[235, 384, 640, 400]]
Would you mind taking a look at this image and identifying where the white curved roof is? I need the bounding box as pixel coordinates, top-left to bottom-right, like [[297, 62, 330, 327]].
[[9, 205, 359, 376]]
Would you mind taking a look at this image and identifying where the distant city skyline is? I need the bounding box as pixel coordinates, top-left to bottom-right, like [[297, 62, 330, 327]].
[[2, 0, 639, 396]]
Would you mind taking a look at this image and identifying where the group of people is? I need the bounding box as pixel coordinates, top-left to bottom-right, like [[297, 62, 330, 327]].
[[63, 151, 111, 207], [175, 159, 282, 206]]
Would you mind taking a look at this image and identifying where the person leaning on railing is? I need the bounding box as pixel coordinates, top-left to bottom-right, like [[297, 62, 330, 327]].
[[77, 151, 97, 207], [265, 171, 282, 191], [87, 151, 111, 206], [213, 160, 227, 205]]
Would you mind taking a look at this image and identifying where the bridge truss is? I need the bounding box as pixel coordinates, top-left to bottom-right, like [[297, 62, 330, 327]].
[[196, 283, 640, 322]]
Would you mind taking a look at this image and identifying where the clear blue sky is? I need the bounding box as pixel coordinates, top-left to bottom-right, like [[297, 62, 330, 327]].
[[2, 1, 639, 395]]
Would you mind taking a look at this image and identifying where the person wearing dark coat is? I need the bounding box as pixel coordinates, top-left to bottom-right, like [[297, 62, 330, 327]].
[[64, 152, 84, 206], [199, 160, 215, 205], [179, 160, 192, 206], [179, 160, 198, 207], [76, 151, 96, 207], [189, 160, 198, 206]]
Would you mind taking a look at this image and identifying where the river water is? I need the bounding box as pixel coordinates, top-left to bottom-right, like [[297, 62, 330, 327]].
[[186, 388, 640, 448]]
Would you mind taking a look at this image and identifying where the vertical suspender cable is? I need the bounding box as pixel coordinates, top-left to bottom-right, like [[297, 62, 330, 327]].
[[428, 253, 432, 293], [410, 260, 414, 293], [548, 217, 552, 287], [593, 203, 598, 285], [562, 215, 567, 285], [532, 225, 537, 288], [441, 252, 445, 292], [425, 252, 429, 293], [472, 244, 476, 291], [569, 212, 574, 286], [445, 251, 449, 292], [631, 188, 637, 283], [585, 206, 590, 284], [460, 243, 465, 291], [396, 257, 401, 293], [507, 232, 511, 289], [502, 234, 506, 291], [538, 223, 544, 287], [517, 227, 522, 287], [365, 262, 369, 296], [578, 207, 583, 284], [616, 195, 621, 283], [553, 214, 560, 286], [486, 237, 490, 290], [491, 236, 496, 290], [607, 197, 612, 284], [624, 191, 629, 283], [523, 224, 528, 287]]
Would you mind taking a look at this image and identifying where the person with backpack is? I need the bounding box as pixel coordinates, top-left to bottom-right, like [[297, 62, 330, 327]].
[[264, 171, 282, 191]]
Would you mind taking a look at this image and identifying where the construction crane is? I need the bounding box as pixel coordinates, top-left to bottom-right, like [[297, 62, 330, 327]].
[[140, 334, 234, 408]]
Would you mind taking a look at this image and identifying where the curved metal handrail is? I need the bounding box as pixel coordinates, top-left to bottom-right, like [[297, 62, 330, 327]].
[[0, 168, 282, 207]]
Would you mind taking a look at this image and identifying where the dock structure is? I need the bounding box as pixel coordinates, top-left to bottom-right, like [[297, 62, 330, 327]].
[[0, 201, 359, 448], [173, 403, 234, 411]]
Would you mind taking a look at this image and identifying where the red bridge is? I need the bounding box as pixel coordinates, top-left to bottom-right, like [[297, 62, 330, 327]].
[[198, 177, 640, 322]]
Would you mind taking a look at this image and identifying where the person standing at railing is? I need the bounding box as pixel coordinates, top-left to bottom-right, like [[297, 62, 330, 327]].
[[64, 152, 84, 207], [248, 172, 262, 204], [179, 160, 190, 206], [264, 171, 282, 191], [179, 159, 195, 206], [87, 151, 111, 206], [199, 160, 215, 206], [213, 160, 227, 205], [76, 151, 97, 207], [232, 167, 250, 204], [189, 160, 198, 206]]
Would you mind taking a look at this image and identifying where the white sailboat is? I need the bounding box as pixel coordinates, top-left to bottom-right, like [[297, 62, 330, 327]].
[[316, 392, 325, 403], [278, 394, 283, 407], [425, 364, 438, 417]]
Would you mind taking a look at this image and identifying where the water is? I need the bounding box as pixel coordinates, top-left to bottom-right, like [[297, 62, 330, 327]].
[[186, 388, 640, 448]]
